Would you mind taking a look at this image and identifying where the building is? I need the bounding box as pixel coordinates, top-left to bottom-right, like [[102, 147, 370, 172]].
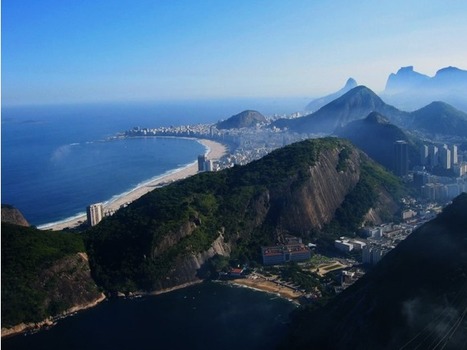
[[197, 154, 207, 171], [420, 144, 429, 165], [439, 145, 451, 169], [394, 140, 409, 176], [362, 245, 391, 265], [261, 243, 311, 265], [334, 239, 354, 252], [450, 145, 458, 165], [429, 145, 439, 168], [87, 203, 103, 226]]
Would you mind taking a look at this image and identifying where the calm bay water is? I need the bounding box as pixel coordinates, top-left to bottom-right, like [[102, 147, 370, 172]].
[[2, 282, 296, 350]]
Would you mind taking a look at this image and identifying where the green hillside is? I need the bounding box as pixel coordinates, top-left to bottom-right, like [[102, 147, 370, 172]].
[[1, 223, 93, 326], [85, 138, 404, 293]]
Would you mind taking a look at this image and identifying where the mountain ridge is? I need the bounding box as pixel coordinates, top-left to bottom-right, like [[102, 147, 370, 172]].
[[305, 78, 358, 112]]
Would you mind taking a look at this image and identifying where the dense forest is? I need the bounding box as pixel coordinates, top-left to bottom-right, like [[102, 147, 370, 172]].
[[1, 223, 94, 326]]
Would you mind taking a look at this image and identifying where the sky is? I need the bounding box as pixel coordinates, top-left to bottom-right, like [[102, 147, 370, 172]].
[[2, 0, 467, 106]]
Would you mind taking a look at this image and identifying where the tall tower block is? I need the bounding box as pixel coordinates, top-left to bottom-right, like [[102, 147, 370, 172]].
[[394, 140, 409, 176]]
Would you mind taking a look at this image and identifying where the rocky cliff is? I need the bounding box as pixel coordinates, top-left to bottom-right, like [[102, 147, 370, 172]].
[[86, 138, 403, 294], [1, 204, 30, 227], [1, 222, 103, 336]]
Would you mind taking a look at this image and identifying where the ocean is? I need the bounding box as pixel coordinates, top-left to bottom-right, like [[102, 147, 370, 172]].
[[1, 99, 304, 348], [1, 282, 296, 350], [1, 98, 305, 226]]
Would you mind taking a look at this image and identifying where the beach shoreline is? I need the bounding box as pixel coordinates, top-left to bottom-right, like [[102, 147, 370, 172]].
[[228, 277, 303, 305], [40, 138, 227, 231]]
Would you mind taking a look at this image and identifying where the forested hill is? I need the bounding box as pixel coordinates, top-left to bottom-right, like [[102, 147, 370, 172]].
[[85, 138, 404, 294], [281, 193, 467, 349], [1, 222, 102, 331]]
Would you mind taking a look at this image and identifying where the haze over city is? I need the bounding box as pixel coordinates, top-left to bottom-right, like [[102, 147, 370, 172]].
[[3, 0, 467, 106]]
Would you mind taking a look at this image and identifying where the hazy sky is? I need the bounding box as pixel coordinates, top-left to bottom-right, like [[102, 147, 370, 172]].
[[3, 0, 467, 106]]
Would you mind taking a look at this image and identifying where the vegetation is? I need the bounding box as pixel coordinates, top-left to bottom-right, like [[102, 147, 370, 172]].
[[1, 223, 86, 326], [323, 157, 404, 238], [85, 138, 404, 293]]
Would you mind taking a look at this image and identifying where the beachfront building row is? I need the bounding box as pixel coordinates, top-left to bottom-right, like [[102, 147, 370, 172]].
[[261, 243, 311, 265]]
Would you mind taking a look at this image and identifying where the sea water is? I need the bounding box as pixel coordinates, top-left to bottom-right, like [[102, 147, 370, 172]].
[[2, 99, 304, 226], [1, 282, 296, 350], [1, 99, 303, 349]]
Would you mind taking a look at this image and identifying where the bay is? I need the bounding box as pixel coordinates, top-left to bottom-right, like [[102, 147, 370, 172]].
[[1, 282, 296, 350], [1, 98, 304, 226]]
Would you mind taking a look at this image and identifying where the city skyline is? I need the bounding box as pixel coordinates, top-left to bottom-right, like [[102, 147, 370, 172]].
[[3, 0, 467, 106]]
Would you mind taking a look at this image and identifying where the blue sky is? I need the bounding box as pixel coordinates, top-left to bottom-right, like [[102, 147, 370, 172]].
[[2, 0, 467, 106]]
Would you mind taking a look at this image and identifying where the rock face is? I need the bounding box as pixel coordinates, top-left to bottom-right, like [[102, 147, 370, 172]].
[[152, 234, 232, 290], [37, 253, 103, 315], [282, 193, 467, 350], [1, 204, 29, 227], [87, 138, 402, 294], [216, 110, 267, 129], [1, 222, 103, 334], [275, 147, 360, 233]]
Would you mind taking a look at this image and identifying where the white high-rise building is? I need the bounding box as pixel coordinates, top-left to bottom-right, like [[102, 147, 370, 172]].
[[450, 145, 458, 166], [429, 145, 438, 168], [440, 145, 451, 169], [87, 203, 104, 227], [420, 145, 429, 165]]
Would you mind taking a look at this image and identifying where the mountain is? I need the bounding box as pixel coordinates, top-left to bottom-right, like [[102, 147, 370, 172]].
[[282, 193, 467, 349], [274, 86, 408, 134], [336, 112, 422, 171], [216, 110, 267, 129], [385, 66, 430, 93], [85, 138, 404, 294], [1, 204, 30, 227], [409, 101, 467, 138], [383, 66, 467, 112], [305, 78, 358, 112], [1, 221, 103, 336]]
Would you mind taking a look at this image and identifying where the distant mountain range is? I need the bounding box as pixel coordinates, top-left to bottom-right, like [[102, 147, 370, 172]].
[[275, 86, 406, 134], [305, 78, 358, 112], [275, 85, 467, 139], [282, 193, 467, 349], [216, 110, 266, 129], [382, 66, 467, 112]]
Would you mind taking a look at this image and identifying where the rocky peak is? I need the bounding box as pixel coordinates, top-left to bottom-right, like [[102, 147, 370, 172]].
[[1, 204, 29, 227]]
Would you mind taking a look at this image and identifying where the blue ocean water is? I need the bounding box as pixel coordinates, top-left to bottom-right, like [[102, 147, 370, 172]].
[[2, 99, 304, 226], [1, 282, 296, 350]]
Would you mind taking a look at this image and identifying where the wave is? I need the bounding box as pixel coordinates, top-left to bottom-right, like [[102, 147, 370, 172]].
[[37, 159, 201, 229], [37, 211, 87, 230]]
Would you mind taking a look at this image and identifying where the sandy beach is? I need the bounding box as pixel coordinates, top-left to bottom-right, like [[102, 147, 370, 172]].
[[230, 276, 304, 304], [41, 138, 227, 231]]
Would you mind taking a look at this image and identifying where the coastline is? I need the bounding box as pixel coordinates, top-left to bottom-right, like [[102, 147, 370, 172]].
[[228, 277, 303, 305], [40, 138, 227, 231], [1, 293, 106, 338]]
